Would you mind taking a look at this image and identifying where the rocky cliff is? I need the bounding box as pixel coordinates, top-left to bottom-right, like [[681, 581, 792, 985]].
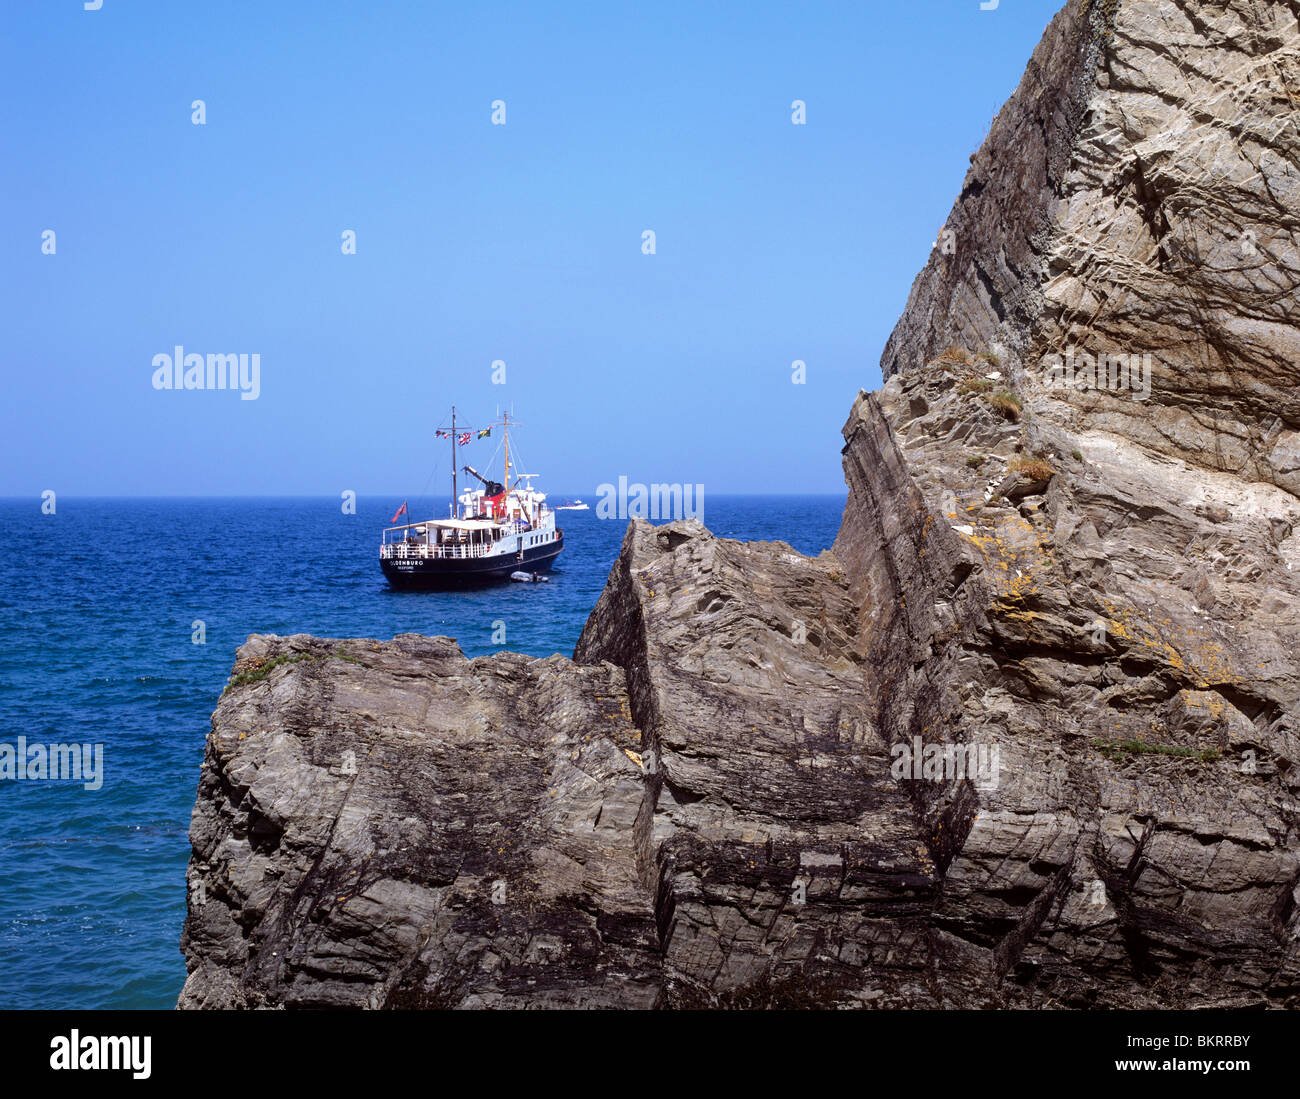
[[179, 0, 1300, 1008]]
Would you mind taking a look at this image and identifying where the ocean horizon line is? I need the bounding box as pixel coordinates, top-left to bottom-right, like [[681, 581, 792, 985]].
[[0, 491, 850, 502]]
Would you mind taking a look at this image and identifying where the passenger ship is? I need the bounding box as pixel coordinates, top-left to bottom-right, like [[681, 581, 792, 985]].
[[379, 410, 564, 589]]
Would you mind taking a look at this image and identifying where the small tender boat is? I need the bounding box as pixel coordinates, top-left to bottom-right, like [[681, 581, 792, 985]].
[[380, 410, 564, 590]]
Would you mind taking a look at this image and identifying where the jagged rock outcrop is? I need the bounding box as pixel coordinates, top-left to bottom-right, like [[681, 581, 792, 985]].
[[885, 0, 1300, 484], [180, 634, 661, 1008], [180, 0, 1300, 1008], [848, 0, 1300, 1004]]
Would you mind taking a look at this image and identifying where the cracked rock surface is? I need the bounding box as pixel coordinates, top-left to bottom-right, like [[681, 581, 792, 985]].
[[180, 634, 659, 1008], [180, 0, 1300, 1008]]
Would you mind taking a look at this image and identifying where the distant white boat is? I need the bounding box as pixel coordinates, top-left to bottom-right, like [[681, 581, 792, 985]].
[[555, 499, 590, 511]]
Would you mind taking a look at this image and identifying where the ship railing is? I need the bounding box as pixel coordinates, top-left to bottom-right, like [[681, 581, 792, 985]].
[[380, 541, 492, 560]]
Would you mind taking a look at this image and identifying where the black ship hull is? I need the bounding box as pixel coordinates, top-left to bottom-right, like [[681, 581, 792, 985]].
[[381, 535, 563, 590]]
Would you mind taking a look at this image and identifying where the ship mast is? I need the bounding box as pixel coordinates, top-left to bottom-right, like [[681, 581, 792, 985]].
[[502, 411, 510, 510], [450, 406, 457, 518]]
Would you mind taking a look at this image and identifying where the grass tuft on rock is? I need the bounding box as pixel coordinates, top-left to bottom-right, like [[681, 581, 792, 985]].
[[933, 345, 973, 367], [987, 391, 1022, 421], [224, 647, 363, 694], [1091, 738, 1221, 763], [224, 652, 314, 693], [1009, 456, 1055, 481]]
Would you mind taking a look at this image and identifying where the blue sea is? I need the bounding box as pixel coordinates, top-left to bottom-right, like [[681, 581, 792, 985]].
[[0, 495, 844, 1009]]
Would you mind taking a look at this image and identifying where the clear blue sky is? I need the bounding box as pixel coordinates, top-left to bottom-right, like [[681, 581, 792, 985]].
[[1, 0, 1062, 496]]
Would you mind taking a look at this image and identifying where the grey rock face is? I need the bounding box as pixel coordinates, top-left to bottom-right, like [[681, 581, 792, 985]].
[[179, 635, 660, 1008], [838, 0, 1300, 1006], [574, 522, 942, 1006], [180, 0, 1300, 1008], [836, 366, 1299, 1007], [885, 0, 1300, 487]]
